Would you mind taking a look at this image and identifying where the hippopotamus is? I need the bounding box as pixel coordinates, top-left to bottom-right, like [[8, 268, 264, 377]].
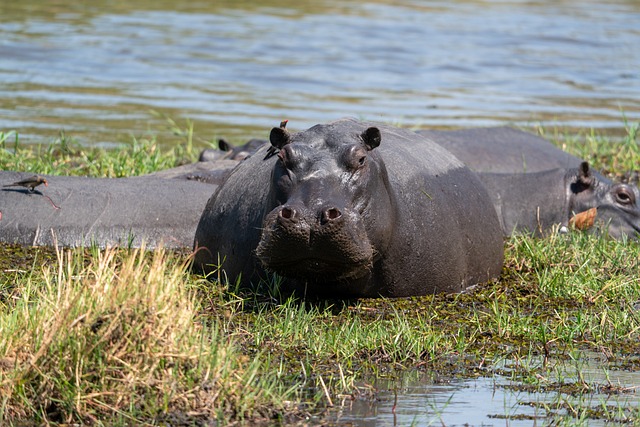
[[199, 120, 286, 163], [0, 169, 220, 249], [198, 138, 268, 162], [193, 118, 504, 298], [417, 127, 640, 239], [148, 158, 239, 185]]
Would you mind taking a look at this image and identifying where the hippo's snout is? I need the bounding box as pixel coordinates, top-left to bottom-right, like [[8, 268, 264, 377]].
[[257, 203, 372, 281], [277, 205, 343, 226]]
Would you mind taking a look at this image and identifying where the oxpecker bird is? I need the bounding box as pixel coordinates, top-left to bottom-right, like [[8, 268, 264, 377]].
[[3, 175, 48, 192]]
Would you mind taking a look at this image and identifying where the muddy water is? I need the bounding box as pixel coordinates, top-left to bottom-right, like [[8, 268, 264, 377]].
[[329, 356, 640, 426], [332, 376, 558, 426], [1, 0, 639, 148]]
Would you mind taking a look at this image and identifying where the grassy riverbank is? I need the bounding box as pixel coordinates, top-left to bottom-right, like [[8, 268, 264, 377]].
[[1, 123, 639, 425]]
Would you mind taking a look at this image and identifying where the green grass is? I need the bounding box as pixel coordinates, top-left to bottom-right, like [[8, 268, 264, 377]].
[[0, 247, 301, 424], [0, 122, 639, 425], [0, 115, 207, 178], [536, 118, 640, 181]]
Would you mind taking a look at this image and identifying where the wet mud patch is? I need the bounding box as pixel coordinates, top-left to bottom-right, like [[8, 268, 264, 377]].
[[0, 243, 57, 273]]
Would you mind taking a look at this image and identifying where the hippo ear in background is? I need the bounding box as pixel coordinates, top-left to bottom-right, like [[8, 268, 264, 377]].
[[571, 161, 596, 194], [218, 138, 231, 152], [361, 127, 381, 151], [577, 162, 595, 187]]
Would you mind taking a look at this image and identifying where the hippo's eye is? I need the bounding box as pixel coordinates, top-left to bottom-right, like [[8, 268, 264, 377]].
[[614, 186, 635, 206], [345, 146, 368, 171]]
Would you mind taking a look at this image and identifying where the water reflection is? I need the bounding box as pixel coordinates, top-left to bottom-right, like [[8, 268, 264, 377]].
[[0, 0, 638, 147], [331, 376, 550, 426], [329, 360, 640, 426]]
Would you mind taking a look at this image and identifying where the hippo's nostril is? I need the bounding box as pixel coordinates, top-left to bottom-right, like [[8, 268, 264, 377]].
[[322, 207, 342, 224], [280, 206, 296, 220], [327, 208, 341, 220]]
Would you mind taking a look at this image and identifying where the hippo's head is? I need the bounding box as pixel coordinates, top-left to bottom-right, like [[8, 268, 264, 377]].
[[255, 124, 395, 292], [570, 162, 640, 239]]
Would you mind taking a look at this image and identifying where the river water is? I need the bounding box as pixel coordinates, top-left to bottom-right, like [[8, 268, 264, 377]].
[[327, 355, 640, 426], [1, 0, 639, 148]]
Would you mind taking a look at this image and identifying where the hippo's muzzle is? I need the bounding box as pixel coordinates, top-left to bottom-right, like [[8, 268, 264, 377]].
[[595, 205, 640, 240], [279, 205, 343, 227], [256, 203, 374, 281]]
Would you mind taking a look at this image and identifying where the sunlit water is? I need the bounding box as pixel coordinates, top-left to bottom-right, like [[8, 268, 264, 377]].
[[327, 355, 640, 426], [1, 0, 639, 148]]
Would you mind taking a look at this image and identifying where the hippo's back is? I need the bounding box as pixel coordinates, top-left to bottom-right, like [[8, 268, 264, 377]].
[[336, 119, 504, 296], [418, 127, 582, 174], [0, 172, 216, 249]]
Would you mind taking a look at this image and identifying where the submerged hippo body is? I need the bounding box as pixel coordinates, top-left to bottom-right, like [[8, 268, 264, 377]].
[[198, 138, 268, 162], [148, 158, 239, 185], [194, 118, 504, 298], [0, 170, 218, 249], [418, 127, 640, 239], [419, 127, 582, 173]]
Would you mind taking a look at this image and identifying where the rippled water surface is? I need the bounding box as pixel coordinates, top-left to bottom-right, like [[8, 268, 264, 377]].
[[1, 0, 639, 147], [329, 357, 640, 426]]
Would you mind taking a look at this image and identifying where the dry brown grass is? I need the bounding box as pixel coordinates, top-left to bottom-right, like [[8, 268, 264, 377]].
[[0, 246, 293, 425]]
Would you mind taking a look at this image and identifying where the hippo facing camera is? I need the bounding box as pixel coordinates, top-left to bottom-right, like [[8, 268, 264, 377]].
[[194, 118, 504, 298]]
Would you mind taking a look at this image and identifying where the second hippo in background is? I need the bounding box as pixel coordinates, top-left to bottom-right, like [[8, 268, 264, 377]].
[[198, 120, 285, 163], [148, 158, 240, 186], [198, 138, 268, 162], [418, 127, 640, 240], [0, 170, 218, 249]]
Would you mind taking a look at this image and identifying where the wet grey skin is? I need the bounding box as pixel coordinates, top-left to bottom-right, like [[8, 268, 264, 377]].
[[196, 126, 640, 241], [198, 138, 268, 162], [0, 169, 221, 249], [194, 118, 504, 298], [417, 127, 640, 240]]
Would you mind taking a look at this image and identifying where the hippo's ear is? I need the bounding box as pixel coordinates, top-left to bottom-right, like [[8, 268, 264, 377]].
[[577, 162, 595, 187], [270, 127, 291, 150], [218, 138, 231, 152], [264, 122, 291, 160], [263, 128, 291, 160], [361, 127, 381, 151]]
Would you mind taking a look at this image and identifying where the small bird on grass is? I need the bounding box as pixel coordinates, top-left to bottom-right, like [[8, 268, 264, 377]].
[[3, 175, 48, 192]]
